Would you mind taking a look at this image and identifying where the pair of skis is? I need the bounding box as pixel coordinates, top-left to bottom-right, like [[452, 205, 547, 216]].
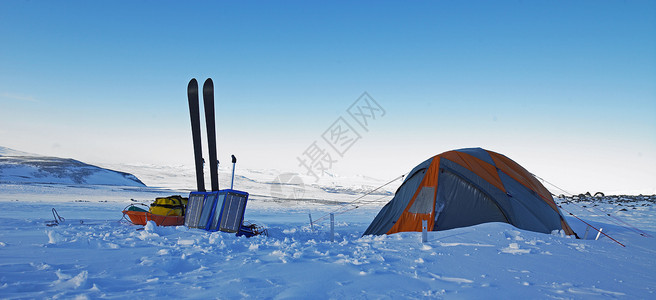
[[187, 78, 219, 192], [186, 78, 257, 237]]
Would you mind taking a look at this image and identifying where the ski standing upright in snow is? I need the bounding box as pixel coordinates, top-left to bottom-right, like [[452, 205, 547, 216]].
[[187, 78, 205, 192], [203, 78, 220, 191]]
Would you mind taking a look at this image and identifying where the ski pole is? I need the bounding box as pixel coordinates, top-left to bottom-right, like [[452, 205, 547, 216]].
[[230, 155, 237, 190]]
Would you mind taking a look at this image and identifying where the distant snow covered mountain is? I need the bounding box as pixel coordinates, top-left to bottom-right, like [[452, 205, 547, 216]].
[[0, 146, 145, 187], [0, 146, 38, 157]]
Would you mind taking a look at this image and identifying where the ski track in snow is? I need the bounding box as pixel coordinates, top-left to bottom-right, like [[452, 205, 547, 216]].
[[0, 184, 655, 299]]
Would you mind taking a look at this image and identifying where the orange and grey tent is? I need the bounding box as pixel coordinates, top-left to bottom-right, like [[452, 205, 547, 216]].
[[363, 148, 576, 236]]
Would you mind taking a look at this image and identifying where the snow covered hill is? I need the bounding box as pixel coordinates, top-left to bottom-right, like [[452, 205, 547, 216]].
[[0, 146, 38, 157], [0, 146, 145, 187]]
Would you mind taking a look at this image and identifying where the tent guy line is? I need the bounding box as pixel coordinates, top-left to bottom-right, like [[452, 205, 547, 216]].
[[312, 174, 406, 225], [535, 174, 651, 238], [557, 205, 625, 247]]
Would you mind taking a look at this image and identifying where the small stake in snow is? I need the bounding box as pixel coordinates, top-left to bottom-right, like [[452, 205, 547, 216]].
[[309, 213, 314, 231], [595, 227, 604, 241], [330, 213, 335, 242], [230, 155, 237, 190], [584, 226, 591, 240], [422, 220, 428, 243]]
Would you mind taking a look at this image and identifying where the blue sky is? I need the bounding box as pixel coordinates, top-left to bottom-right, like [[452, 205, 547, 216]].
[[1, 1, 654, 194]]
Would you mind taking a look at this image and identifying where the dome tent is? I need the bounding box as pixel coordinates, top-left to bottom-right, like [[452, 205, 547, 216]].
[[363, 148, 576, 236]]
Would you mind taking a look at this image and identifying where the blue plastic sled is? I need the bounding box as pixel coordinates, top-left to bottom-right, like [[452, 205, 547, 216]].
[[185, 189, 252, 236]]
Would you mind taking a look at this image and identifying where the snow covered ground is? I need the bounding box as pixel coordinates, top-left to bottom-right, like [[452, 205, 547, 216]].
[[0, 159, 655, 299]]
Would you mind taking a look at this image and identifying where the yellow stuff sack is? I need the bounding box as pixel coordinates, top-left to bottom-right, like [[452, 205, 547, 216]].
[[149, 195, 188, 216]]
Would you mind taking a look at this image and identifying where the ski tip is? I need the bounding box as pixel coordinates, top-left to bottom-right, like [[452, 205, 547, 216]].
[[203, 78, 213, 87], [188, 78, 198, 89]]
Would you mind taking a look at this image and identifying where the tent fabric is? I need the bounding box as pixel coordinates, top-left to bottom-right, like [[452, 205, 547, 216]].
[[363, 148, 576, 236]]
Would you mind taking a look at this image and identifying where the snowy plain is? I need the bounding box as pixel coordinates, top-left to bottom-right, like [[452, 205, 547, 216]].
[[1, 150, 655, 299]]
